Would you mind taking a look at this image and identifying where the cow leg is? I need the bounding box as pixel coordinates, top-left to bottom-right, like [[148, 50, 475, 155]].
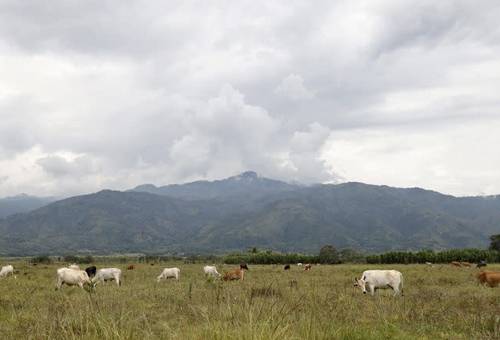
[[369, 285, 375, 296]]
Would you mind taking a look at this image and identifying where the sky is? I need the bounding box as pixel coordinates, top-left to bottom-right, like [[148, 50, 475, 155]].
[[1, 0, 500, 197]]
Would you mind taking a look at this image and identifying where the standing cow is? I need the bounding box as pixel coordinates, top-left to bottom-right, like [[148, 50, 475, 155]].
[[92, 268, 122, 287], [0, 265, 14, 278], [203, 265, 221, 278], [56, 268, 91, 290], [157, 267, 180, 281], [354, 270, 404, 296]]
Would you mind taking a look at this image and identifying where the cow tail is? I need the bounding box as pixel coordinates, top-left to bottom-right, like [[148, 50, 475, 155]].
[[400, 274, 404, 296]]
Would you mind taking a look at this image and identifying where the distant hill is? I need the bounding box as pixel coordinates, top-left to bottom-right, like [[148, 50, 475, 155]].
[[0, 194, 56, 218], [1, 173, 499, 255]]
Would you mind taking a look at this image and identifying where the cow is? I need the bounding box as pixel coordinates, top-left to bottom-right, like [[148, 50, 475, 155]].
[[476, 271, 500, 287], [284, 264, 291, 270], [68, 264, 80, 270], [85, 266, 97, 278], [304, 264, 312, 271], [297, 263, 303, 266], [157, 267, 180, 282], [127, 264, 135, 270], [450, 261, 462, 267], [240, 263, 249, 270], [460, 262, 472, 267], [203, 265, 221, 278], [56, 267, 91, 290], [425, 262, 433, 267], [0, 265, 14, 278], [92, 268, 122, 287], [223, 268, 246, 281], [354, 270, 404, 296], [476, 260, 487, 269]]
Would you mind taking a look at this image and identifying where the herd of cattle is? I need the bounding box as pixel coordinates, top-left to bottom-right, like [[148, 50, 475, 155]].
[[1, 260, 499, 294]]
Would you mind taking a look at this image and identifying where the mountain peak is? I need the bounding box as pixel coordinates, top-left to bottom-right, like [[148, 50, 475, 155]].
[[233, 171, 259, 180]]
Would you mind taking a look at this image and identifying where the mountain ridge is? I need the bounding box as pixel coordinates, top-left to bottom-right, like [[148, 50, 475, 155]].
[[1, 172, 499, 255]]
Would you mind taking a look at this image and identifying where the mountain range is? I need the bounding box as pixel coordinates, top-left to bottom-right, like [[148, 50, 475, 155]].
[[0, 171, 499, 255]]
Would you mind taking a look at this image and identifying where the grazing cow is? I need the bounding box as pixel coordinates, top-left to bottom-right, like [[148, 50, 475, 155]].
[[354, 270, 404, 296], [297, 263, 303, 266], [223, 268, 246, 281], [0, 265, 14, 278], [460, 262, 472, 267], [68, 264, 80, 270], [203, 265, 221, 278], [284, 264, 291, 270], [157, 267, 180, 282], [304, 264, 312, 271], [85, 266, 97, 278], [477, 260, 487, 269], [127, 264, 135, 270], [476, 271, 500, 287], [450, 261, 462, 267], [92, 268, 122, 287], [240, 263, 249, 270], [56, 268, 91, 290]]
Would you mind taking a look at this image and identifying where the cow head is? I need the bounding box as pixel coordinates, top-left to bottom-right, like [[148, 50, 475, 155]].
[[240, 263, 249, 270], [353, 277, 367, 294]]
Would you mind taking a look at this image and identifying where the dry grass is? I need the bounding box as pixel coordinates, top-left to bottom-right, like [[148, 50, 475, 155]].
[[0, 262, 499, 339]]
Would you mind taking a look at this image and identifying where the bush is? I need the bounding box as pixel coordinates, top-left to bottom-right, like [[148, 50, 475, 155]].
[[30, 255, 53, 264]]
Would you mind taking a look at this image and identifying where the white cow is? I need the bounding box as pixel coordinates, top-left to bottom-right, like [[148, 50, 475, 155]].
[[92, 268, 122, 286], [203, 265, 221, 278], [0, 265, 14, 278], [354, 270, 404, 296], [297, 263, 303, 266], [157, 267, 180, 282], [56, 268, 91, 290]]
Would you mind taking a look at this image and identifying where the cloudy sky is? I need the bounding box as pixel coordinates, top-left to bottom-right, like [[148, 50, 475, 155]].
[[1, 0, 499, 197]]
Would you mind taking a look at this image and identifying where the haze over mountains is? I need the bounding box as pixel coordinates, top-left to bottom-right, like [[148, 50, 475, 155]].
[[0, 171, 499, 256]]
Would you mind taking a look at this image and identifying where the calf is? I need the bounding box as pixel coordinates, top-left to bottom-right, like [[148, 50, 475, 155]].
[[354, 270, 404, 296], [203, 265, 221, 278], [127, 264, 135, 270], [223, 267, 246, 281], [476, 271, 500, 287], [284, 264, 291, 270], [304, 264, 312, 271], [56, 268, 91, 290], [0, 265, 14, 278], [85, 266, 97, 278], [157, 267, 180, 281], [476, 260, 487, 269], [92, 268, 122, 287]]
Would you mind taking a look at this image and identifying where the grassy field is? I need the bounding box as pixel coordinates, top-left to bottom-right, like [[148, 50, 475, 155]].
[[0, 261, 499, 339]]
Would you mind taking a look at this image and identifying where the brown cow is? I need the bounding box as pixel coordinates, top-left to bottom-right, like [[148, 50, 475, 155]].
[[450, 261, 462, 267], [476, 271, 500, 287], [304, 264, 312, 271], [223, 268, 246, 281], [127, 265, 135, 270]]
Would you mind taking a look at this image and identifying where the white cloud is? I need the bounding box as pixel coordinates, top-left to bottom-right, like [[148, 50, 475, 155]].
[[275, 74, 314, 100], [0, 0, 499, 196]]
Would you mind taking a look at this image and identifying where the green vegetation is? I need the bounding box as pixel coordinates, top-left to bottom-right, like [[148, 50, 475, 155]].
[[490, 234, 500, 251], [0, 260, 499, 339], [367, 249, 500, 264]]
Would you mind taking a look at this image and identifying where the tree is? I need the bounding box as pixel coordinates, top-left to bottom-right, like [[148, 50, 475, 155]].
[[489, 234, 500, 251], [319, 245, 340, 264]]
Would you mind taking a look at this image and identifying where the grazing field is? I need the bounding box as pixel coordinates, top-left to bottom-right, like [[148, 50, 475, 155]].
[[0, 262, 499, 339]]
